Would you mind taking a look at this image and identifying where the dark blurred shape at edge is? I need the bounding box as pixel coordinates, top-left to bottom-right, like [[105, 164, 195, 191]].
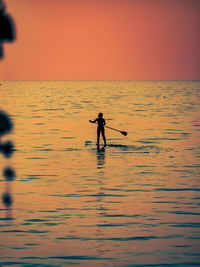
[[0, 0, 16, 59], [0, 140, 14, 157], [0, 110, 13, 136], [2, 192, 13, 207], [3, 166, 16, 181]]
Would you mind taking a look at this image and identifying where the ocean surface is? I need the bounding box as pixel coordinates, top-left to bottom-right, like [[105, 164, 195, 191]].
[[0, 80, 200, 266]]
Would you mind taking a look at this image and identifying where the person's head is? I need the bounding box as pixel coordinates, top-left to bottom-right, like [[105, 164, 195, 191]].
[[98, 113, 103, 118]]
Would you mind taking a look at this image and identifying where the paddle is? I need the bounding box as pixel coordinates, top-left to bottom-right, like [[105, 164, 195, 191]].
[[89, 121, 127, 136], [104, 125, 127, 136]]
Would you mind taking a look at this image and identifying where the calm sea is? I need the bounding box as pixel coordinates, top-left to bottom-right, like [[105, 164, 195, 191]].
[[0, 81, 200, 266]]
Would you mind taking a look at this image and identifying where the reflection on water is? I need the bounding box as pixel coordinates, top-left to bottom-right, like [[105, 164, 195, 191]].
[[96, 148, 110, 259], [96, 147, 106, 168], [0, 80, 200, 266]]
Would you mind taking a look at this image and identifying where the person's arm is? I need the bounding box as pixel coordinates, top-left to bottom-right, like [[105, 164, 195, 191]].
[[103, 119, 106, 125], [89, 118, 97, 123]]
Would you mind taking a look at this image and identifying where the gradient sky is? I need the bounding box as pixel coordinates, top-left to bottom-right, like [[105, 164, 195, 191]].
[[1, 0, 200, 80]]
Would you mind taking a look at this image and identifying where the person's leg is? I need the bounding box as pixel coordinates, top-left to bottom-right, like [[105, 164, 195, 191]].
[[97, 127, 100, 147], [102, 128, 106, 146]]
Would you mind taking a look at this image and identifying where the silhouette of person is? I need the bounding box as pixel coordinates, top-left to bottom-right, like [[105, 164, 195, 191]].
[[89, 113, 107, 148]]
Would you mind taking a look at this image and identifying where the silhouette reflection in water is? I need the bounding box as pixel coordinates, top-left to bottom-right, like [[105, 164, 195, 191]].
[[95, 147, 110, 257], [96, 147, 106, 168]]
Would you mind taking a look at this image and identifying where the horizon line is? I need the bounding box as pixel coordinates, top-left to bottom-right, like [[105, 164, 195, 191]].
[[1, 79, 200, 82]]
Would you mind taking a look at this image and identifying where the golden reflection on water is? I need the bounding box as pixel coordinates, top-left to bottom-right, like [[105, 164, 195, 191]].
[[0, 81, 200, 266]]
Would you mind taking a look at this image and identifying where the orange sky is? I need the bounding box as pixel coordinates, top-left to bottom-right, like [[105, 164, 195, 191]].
[[1, 0, 200, 80]]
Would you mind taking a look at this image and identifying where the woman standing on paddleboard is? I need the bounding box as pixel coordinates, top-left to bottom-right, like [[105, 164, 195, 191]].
[[89, 113, 107, 147]]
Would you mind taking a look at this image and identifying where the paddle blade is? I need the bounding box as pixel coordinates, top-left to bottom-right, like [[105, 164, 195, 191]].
[[121, 131, 127, 136]]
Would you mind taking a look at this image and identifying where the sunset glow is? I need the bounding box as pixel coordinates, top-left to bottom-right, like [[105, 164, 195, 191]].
[[1, 0, 200, 80]]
